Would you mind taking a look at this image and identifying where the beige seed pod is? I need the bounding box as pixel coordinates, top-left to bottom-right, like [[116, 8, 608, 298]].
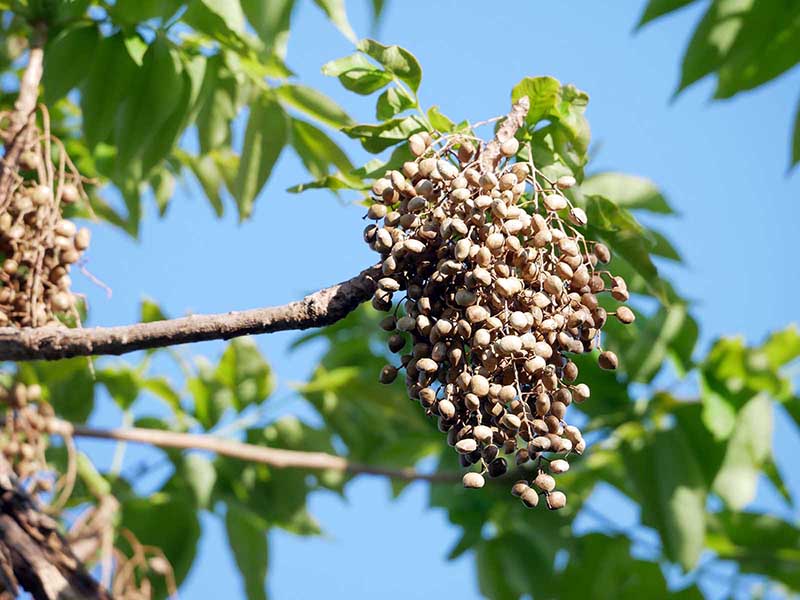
[[544, 193, 567, 211], [500, 413, 521, 431], [534, 473, 556, 492], [408, 133, 427, 157], [556, 175, 576, 189], [473, 425, 494, 444], [455, 289, 477, 306], [455, 438, 478, 454], [74, 227, 91, 251], [498, 385, 517, 403], [462, 472, 485, 489], [598, 350, 619, 370], [616, 306, 635, 324], [496, 335, 522, 355], [594, 242, 611, 263], [469, 374, 490, 396], [573, 383, 590, 402], [511, 480, 530, 497], [547, 491, 567, 510], [404, 239, 425, 253], [473, 329, 491, 347], [500, 137, 519, 157], [55, 219, 77, 237], [32, 185, 52, 206], [550, 459, 570, 474], [568, 207, 588, 226], [520, 487, 540, 508], [465, 305, 489, 324], [438, 399, 456, 419], [574, 438, 587, 454]]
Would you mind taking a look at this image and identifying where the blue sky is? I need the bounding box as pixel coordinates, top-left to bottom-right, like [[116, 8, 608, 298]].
[[70, 1, 800, 598]]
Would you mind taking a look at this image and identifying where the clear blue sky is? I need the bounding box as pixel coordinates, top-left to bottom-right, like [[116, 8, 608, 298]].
[[71, 1, 800, 598]]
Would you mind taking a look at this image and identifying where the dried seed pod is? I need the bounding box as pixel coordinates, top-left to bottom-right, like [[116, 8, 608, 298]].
[[520, 487, 540, 508], [598, 351, 619, 370], [462, 472, 485, 489], [547, 491, 567, 510], [380, 365, 398, 384], [615, 306, 635, 324]]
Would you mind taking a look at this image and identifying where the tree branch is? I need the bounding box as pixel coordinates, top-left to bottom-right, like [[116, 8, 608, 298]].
[[479, 95, 530, 173], [0, 457, 112, 600], [0, 265, 381, 362], [49, 419, 459, 484]]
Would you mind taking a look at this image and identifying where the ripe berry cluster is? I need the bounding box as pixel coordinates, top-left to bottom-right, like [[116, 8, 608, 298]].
[[365, 125, 635, 509]]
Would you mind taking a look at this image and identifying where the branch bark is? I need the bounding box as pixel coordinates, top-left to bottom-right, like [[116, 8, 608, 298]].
[[0, 265, 380, 361], [0, 457, 112, 600], [50, 419, 459, 484], [479, 95, 530, 173]]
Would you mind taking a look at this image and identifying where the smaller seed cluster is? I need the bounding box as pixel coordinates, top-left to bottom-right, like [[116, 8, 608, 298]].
[[365, 125, 635, 509], [0, 382, 54, 492], [0, 117, 91, 328]]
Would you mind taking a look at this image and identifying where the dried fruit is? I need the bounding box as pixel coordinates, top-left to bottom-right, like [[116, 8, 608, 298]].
[[364, 118, 630, 509]]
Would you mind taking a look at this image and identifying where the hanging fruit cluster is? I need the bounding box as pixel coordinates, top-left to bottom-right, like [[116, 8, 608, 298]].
[[0, 381, 54, 491], [365, 98, 635, 510], [0, 108, 91, 328]]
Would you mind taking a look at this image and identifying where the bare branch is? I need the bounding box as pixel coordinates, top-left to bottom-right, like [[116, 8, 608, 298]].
[[479, 95, 530, 172], [50, 419, 459, 484], [0, 265, 381, 362]]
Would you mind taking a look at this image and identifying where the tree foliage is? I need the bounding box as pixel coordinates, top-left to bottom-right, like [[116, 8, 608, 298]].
[[0, 1, 796, 599]]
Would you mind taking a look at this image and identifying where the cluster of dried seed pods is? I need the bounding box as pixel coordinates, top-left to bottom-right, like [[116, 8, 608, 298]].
[[0, 111, 91, 328], [0, 382, 54, 491], [365, 110, 635, 510]]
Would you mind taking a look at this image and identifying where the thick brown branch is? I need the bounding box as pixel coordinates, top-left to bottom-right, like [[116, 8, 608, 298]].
[[0, 265, 381, 361], [0, 457, 112, 600], [479, 95, 530, 172], [50, 420, 458, 484]]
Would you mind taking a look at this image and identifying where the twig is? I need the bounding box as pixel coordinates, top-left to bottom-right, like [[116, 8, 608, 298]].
[[0, 264, 381, 361], [49, 419, 460, 484], [479, 95, 530, 173]]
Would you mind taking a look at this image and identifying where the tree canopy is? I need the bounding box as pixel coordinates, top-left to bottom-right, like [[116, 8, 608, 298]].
[[0, 1, 796, 599]]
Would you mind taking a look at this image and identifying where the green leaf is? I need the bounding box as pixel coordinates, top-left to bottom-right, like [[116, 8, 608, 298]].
[[700, 372, 738, 439], [180, 454, 217, 509], [233, 94, 288, 220], [196, 53, 239, 154], [357, 38, 422, 91], [375, 86, 415, 120], [758, 324, 800, 371], [114, 36, 183, 182], [140, 298, 168, 323], [637, 0, 699, 28], [42, 22, 99, 104], [713, 394, 773, 509], [184, 149, 236, 216], [142, 377, 183, 415], [342, 116, 426, 153], [276, 84, 352, 128], [195, 0, 246, 34], [322, 52, 393, 95], [511, 75, 561, 123], [585, 195, 663, 301], [97, 366, 141, 410], [427, 105, 455, 132], [81, 33, 139, 148], [121, 493, 201, 588], [109, 0, 183, 23], [624, 304, 689, 383], [226, 508, 268, 600], [215, 339, 275, 410], [512, 76, 591, 157], [714, 3, 800, 98], [313, 0, 357, 43], [624, 427, 706, 570], [290, 118, 353, 179], [241, 0, 294, 56], [19, 358, 94, 422], [677, 0, 753, 92], [581, 172, 674, 214]]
